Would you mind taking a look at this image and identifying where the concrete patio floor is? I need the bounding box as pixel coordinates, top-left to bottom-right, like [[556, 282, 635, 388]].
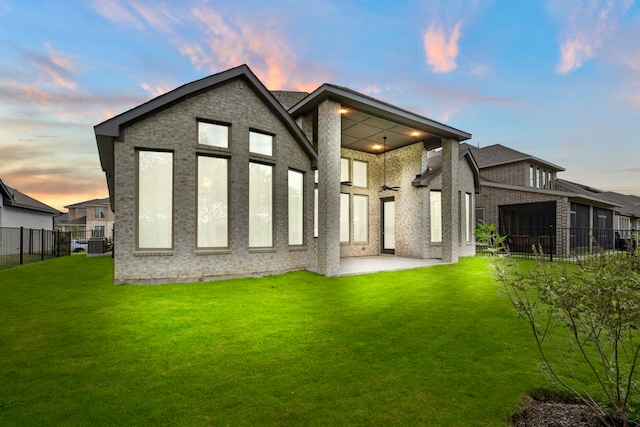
[[337, 255, 448, 276]]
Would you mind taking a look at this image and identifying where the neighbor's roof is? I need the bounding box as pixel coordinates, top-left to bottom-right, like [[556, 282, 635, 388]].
[[0, 179, 60, 215], [64, 197, 110, 209], [557, 179, 640, 218], [95, 65, 317, 211], [463, 143, 565, 171]]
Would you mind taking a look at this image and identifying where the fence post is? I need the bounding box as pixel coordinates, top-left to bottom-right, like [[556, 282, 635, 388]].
[[19, 227, 24, 265], [549, 225, 554, 262], [41, 229, 45, 261]]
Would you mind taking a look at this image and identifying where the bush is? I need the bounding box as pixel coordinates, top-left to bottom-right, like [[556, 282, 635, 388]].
[[479, 222, 640, 427]]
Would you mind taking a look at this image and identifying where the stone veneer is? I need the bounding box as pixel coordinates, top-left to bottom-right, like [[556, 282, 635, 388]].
[[113, 79, 315, 284]]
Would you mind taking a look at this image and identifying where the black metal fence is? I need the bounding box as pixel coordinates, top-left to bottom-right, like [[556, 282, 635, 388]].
[[0, 227, 72, 270], [476, 226, 638, 261]]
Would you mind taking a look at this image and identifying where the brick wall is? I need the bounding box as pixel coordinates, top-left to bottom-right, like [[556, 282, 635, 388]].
[[113, 79, 314, 284]]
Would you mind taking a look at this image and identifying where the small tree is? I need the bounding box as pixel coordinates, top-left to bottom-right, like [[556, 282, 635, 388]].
[[479, 222, 640, 427]]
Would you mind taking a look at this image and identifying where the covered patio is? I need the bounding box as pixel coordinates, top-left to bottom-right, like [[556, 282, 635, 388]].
[[338, 255, 448, 276]]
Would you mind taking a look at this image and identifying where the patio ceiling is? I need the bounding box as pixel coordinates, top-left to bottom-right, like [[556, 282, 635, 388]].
[[289, 83, 471, 155], [340, 107, 436, 154]]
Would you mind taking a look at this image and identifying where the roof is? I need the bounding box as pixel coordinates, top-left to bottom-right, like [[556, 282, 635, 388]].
[[55, 215, 88, 226], [0, 179, 60, 215], [289, 83, 471, 152], [95, 65, 318, 210], [64, 197, 110, 209], [463, 143, 565, 171], [412, 147, 481, 193], [270, 90, 309, 110], [557, 179, 640, 218]]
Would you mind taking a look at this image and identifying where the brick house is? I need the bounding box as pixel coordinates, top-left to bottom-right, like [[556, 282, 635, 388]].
[[55, 197, 115, 240], [95, 65, 478, 284], [467, 143, 624, 253]]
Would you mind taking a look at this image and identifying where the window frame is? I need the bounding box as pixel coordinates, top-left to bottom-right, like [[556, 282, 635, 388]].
[[196, 154, 230, 249], [352, 160, 368, 188], [136, 149, 174, 250], [353, 194, 368, 243], [197, 119, 230, 149], [288, 169, 305, 246], [430, 190, 442, 243], [249, 129, 274, 157], [248, 160, 274, 248]]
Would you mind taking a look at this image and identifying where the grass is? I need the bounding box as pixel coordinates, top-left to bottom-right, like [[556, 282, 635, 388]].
[[0, 255, 554, 426]]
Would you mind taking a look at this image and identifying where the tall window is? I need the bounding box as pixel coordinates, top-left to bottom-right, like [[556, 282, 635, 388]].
[[288, 170, 304, 245], [197, 156, 228, 248], [95, 207, 106, 219], [138, 150, 173, 249], [340, 158, 350, 183], [430, 190, 442, 243], [340, 193, 350, 242], [250, 131, 273, 156], [314, 188, 319, 238], [249, 162, 273, 247], [353, 160, 367, 187], [198, 121, 229, 148], [529, 165, 534, 187], [465, 193, 472, 242], [353, 195, 368, 242]]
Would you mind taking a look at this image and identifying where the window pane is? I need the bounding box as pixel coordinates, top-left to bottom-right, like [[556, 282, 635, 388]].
[[95, 207, 105, 219], [250, 131, 273, 156], [430, 191, 442, 243], [353, 160, 367, 187], [198, 122, 228, 148], [340, 193, 349, 242], [465, 193, 472, 242], [288, 170, 304, 245], [138, 151, 173, 249], [353, 195, 368, 242], [197, 156, 228, 247], [249, 162, 273, 247], [314, 188, 319, 238], [340, 158, 349, 182]]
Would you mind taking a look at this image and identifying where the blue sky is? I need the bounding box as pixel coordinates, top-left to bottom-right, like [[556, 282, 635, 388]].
[[1, 0, 639, 211]]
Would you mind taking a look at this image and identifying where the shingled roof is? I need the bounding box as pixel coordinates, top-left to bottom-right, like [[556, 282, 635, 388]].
[[462, 143, 565, 171], [0, 179, 60, 215]]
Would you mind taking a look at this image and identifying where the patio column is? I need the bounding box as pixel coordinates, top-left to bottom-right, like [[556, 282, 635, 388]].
[[442, 138, 459, 263], [316, 99, 342, 276]]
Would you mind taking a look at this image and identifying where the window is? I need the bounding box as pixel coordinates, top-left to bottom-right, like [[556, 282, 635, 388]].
[[529, 165, 535, 187], [95, 207, 106, 219], [249, 162, 273, 247], [77, 207, 86, 214], [314, 188, 319, 238], [138, 150, 173, 249], [198, 121, 229, 148], [353, 195, 368, 242], [94, 226, 105, 238], [352, 160, 367, 187], [465, 193, 472, 242], [197, 156, 228, 248], [340, 158, 350, 183], [430, 190, 442, 243], [288, 170, 304, 245], [250, 131, 273, 156], [340, 193, 350, 242]]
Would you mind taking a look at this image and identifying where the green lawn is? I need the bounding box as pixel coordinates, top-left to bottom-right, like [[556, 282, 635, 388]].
[[0, 255, 548, 426]]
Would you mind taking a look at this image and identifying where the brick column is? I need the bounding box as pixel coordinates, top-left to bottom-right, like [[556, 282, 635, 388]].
[[316, 100, 342, 276], [442, 138, 459, 263]]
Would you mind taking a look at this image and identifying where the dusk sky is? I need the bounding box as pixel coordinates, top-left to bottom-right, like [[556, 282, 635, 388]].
[[1, 0, 639, 211]]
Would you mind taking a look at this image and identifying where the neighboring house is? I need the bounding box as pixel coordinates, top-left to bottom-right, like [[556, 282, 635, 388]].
[[466, 143, 623, 253], [95, 64, 478, 284], [55, 197, 115, 240], [0, 178, 59, 230]]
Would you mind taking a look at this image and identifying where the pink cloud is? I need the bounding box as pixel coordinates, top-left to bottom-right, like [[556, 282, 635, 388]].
[[423, 21, 462, 73], [552, 0, 634, 74], [90, 0, 144, 29]]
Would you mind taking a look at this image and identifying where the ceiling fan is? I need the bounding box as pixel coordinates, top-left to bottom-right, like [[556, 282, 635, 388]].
[[380, 136, 400, 192]]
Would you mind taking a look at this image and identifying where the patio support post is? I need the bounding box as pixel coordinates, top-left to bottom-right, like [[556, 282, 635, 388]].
[[316, 99, 342, 276], [442, 138, 459, 263]]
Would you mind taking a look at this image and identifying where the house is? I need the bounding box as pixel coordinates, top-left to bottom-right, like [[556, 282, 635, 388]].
[[0, 178, 60, 230], [466, 143, 623, 253], [95, 65, 478, 284], [55, 197, 115, 240]]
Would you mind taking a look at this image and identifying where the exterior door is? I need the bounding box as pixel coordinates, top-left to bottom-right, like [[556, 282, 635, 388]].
[[381, 197, 395, 254]]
